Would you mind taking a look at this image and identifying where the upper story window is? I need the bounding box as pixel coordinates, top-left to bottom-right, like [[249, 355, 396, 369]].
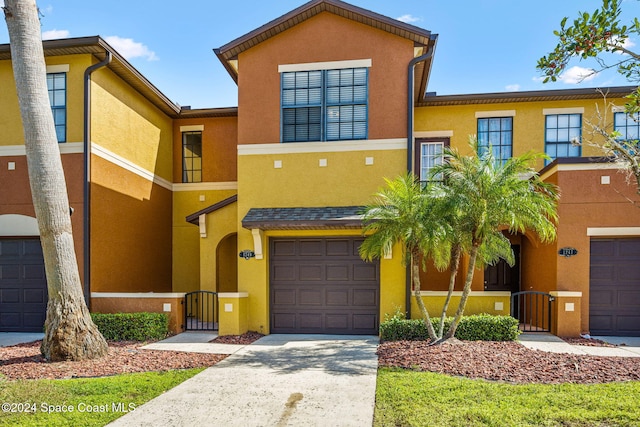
[[477, 117, 512, 164], [182, 131, 202, 183], [614, 111, 640, 141], [545, 113, 581, 163], [281, 67, 368, 143], [47, 72, 66, 143]]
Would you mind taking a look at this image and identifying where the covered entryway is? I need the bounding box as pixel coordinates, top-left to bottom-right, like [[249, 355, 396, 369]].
[[590, 238, 640, 336], [270, 237, 379, 334], [0, 238, 48, 332]]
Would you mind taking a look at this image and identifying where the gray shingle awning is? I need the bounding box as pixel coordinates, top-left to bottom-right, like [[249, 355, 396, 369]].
[[241, 206, 365, 230]]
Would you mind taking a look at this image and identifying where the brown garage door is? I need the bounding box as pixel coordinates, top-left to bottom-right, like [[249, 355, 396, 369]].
[[590, 238, 640, 336], [270, 237, 379, 335], [0, 239, 48, 332]]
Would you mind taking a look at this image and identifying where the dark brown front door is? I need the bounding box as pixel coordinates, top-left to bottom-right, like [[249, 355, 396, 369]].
[[270, 237, 379, 334], [0, 238, 48, 332], [590, 238, 640, 336], [484, 245, 520, 293]]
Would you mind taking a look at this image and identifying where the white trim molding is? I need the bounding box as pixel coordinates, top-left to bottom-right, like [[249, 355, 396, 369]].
[[199, 214, 207, 238], [543, 107, 584, 115], [252, 228, 264, 260], [475, 110, 516, 118], [91, 292, 186, 298], [238, 139, 406, 155], [549, 291, 583, 298], [218, 292, 249, 298], [46, 64, 69, 73], [587, 227, 640, 236], [0, 214, 39, 236], [91, 143, 173, 191], [540, 162, 625, 181], [279, 59, 372, 73], [0, 142, 83, 157], [414, 130, 453, 138], [180, 125, 204, 132], [611, 105, 626, 113], [173, 182, 238, 191]]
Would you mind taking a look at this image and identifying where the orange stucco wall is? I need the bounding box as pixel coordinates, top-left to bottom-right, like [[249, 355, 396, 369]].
[[91, 155, 172, 292], [173, 116, 238, 183], [91, 296, 185, 335], [0, 153, 86, 279], [236, 11, 413, 145], [552, 167, 640, 333]]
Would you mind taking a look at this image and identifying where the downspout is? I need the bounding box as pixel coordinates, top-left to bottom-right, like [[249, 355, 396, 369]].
[[405, 45, 435, 317], [83, 51, 112, 306]]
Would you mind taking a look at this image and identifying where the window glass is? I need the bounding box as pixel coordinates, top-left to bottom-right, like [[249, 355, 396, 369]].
[[477, 117, 513, 164], [281, 68, 368, 142], [545, 113, 581, 163], [47, 72, 66, 143], [182, 131, 202, 183]]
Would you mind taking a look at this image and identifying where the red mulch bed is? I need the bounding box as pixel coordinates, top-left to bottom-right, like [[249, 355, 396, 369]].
[[0, 341, 226, 381], [210, 331, 264, 345], [378, 340, 640, 384], [561, 337, 617, 347]]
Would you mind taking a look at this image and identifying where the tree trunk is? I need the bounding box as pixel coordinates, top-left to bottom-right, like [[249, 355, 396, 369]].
[[443, 243, 479, 340], [3, 0, 107, 361], [438, 245, 461, 338], [411, 254, 438, 341]]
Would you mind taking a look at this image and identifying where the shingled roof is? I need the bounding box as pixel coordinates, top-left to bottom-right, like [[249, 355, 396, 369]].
[[242, 206, 365, 230]]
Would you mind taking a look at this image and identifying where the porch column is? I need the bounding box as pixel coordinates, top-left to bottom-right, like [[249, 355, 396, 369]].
[[550, 291, 582, 337], [218, 292, 249, 336]]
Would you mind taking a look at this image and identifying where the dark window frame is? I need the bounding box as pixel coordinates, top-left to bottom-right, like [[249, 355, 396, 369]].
[[281, 67, 368, 143], [544, 113, 582, 163], [477, 116, 513, 164], [414, 137, 449, 183], [47, 72, 66, 143], [182, 131, 202, 183]]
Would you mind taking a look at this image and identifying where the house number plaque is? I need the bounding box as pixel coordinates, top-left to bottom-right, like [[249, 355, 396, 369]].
[[558, 247, 578, 258]]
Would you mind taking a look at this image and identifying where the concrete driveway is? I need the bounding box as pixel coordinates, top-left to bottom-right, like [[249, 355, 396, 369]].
[[109, 334, 379, 427]]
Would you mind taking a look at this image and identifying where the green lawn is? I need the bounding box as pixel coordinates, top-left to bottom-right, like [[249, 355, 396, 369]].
[[375, 367, 640, 427], [0, 368, 204, 426]]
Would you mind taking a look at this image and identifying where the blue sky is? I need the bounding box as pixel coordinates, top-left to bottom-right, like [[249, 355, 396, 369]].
[[1, 0, 639, 109]]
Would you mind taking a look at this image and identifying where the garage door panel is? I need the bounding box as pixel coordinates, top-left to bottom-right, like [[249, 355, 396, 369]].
[[270, 237, 379, 335], [299, 289, 323, 305], [299, 264, 323, 281], [0, 263, 20, 280], [24, 289, 46, 304], [618, 290, 640, 306], [590, 238, 640, 336], [272, 265, 296, 281], [0, 241, 20, 256], [1, 289, 20, 303], [326, 289, 349, 306], [326, 264, 350, 281], [272, 240, 296, 257], [23, 264, 46, 280], [0, 312, 21, 328], [299, 240, 323, 256], [353, 264, 377, 281], [22, 240, 43, 257]]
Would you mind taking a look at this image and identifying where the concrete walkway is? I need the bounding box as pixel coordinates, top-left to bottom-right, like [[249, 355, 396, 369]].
[[109, 334, 379, 427], [519, 333, 640, 357], [0, 332, 43, 347]]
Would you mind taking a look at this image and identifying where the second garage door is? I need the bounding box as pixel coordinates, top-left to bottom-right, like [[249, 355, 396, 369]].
[[590, 238, 640, 336], [0, 238, 48, 332], [270, 237, 379, 335]]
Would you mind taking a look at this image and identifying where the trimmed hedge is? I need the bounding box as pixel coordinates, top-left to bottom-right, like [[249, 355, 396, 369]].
[[91, 312, 169, 341], [380, 313, 520, 342]]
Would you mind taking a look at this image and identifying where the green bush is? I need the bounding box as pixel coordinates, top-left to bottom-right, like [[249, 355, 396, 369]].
[[91, 312, 169, 341], [379, 312, 520, 342]]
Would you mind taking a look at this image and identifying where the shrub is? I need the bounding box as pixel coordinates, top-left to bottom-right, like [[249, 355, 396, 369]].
[[91, 312, 169, 341], [379, 312, 520, 342]]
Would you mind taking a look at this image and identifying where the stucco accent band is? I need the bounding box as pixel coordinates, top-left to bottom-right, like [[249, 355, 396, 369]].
[[587, 227, 640, 236], [542, 107, 584, 115], [475, 110, 516, 118], [238, 139, 406, 155], [278, 58, 372, 73], [549, 291, 583, 297]]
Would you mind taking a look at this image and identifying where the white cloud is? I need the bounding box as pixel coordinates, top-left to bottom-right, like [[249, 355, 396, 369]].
[[505, 84, 520, 91], [558, 66, 597, 84], [104, 36, 158, 61], [396, 14, 421, 23], [42, 29, 69, 40]]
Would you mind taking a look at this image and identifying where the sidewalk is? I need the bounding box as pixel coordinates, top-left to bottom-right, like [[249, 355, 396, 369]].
[[109, 334, 379, 427], [519, 333, 640, 357]]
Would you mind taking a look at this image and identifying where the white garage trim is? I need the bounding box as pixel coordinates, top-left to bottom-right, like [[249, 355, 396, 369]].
[[0, 214, 39, 236], [587, 227, 640, 236]]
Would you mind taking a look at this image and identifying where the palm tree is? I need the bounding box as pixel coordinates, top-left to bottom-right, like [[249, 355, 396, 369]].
[[432, 138, 559, 340], [4, 0, 108, 360], [359, 174, 451, 341]]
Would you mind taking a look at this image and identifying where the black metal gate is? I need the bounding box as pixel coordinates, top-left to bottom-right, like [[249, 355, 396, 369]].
[[184, 291, 218, 331], [511, 291, 554, 333]]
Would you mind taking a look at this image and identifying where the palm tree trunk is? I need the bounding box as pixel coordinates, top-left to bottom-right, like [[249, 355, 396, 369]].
[[444, 243, 479, 340], [411, 254, 438, 341], [4, 0, 107, 361], [438, 245, 460, 337]]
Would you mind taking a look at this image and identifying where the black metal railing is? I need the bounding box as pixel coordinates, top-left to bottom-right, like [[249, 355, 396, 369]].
[[511, 291, 555, 333], [184, 291, 218, 331]]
